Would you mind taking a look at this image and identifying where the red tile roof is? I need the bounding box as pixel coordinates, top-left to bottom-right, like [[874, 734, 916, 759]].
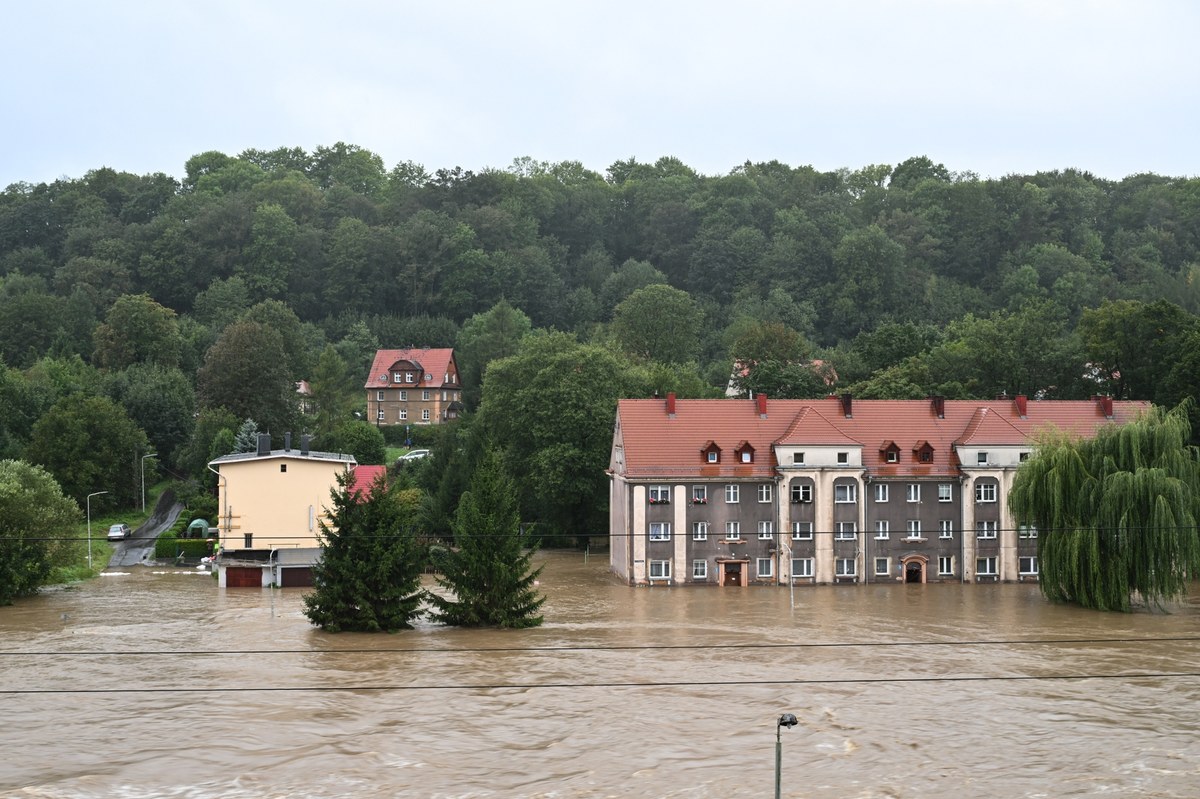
[[348, 465, 387, 499], [615, 396, 1149, 480], [365, 348, 458, 390]]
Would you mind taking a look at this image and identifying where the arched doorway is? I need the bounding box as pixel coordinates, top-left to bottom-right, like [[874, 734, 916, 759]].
[[901, 555, 928, 584]]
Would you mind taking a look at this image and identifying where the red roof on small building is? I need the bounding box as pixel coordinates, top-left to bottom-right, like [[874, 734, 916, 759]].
[[364, 348, 458, 390], [348, 465, 387, 499], [614, 395, 1148, 480]]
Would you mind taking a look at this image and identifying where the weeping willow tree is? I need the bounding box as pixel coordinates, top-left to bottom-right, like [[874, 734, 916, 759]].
[[1009, 403, 1200, 611]]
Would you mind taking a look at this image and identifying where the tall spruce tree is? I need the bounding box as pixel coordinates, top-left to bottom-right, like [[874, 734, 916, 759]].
[[427, 448, 545, 628], [303, 471, 426, 632], [1009, 404, 1200, 611]]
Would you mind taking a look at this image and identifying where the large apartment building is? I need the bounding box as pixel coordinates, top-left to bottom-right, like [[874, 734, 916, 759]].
[[365, 348, 464, 427], [609, 394, 1146, 587]]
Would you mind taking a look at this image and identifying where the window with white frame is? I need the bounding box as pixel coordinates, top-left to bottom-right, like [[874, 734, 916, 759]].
[[886, 449, 899, 463], [837, 452, 849, 464], [406, 372, 415, 383], [399, 409, 408, 420], [1019, 556, 1039, 575], [399, 390, 407, 401], [977, 451, 988, 465], [421, 409, 430, 421], [422, 390, 431, 401], [939, 520, 954, 539], [740, 450, 752, 463], [648, 522, 670, 541], [692, 560, 708, 579], [790, 484, 812, 503], [757, 521, 773, 539], [874, 483, 889, 502], [649, 485, 671, 504], [758, 484, 772, 503], [938, 556, 954, 576], [874, 520, 889, 540], [907, 484, 920, 503], [725, 484, 740, 504], [835, 483, 857, 503], [1019, 524, 1038, 539], [976, 556, 997, 576], [976, 521, 997, 539], [874, 557, 889, 576], [792, 558, 814, 578], [975, 482, 997, 503], [377, 390, 385, 401], [835, 522, 857, 540], [649, 560, 671, 579], [692, 522, 709, 541], [377, 409, 385, 421], [393, 373, 403, 383], [756, 558, 774, 578], [791, 522, 813, 540], [724, 521, 741, 540], [706, 451, 718, 463], [691, 485, 708, 504], [836, 558, 857, 577], [938, 483, 952, 502], [906, 520, 922, 539], [793, 452, 805, 465]]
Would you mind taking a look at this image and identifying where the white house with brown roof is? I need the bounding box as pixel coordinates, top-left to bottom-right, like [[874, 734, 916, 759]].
[[609, 394, 1147, 587], [365, 348, 463, 427]]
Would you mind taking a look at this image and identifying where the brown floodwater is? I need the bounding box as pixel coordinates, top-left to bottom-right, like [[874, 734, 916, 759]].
[[2, 551, 1199, 798]]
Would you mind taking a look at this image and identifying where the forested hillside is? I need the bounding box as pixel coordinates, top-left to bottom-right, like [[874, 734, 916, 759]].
[[2, 144, 1198, 534]]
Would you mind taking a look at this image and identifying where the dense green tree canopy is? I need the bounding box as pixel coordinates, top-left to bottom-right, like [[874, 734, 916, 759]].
[[0, 460, 82, 604]]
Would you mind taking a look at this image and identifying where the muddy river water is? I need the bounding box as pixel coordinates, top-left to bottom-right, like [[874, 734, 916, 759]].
[[2, 551, 1198, 798]]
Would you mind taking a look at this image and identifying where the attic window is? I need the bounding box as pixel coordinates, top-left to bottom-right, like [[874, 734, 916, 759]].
[[913, 441, 935, 464], [886, 451, 898, 463], [741, 451, 752, 463], [707, 452, 718, 463], [735, 442, 755, 464], [280, 464, 287, 473], [701, 441, 721, 464]]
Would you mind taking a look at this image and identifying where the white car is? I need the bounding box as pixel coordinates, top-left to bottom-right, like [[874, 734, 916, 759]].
[[397, 449, 431, 463], [107, 523, 131, 541]]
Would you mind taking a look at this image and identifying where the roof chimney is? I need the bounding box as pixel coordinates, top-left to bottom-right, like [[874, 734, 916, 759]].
[[284, 432, 292, 451], [757, 393, 768, 418], [256, 433, 271, 457], [300, 435, 311, 455], [931, 395, 945, 419], [840, 393, 853, 418], [1098, 396, 1114, 419], [666, 392, 676, 417], [1014, 395, 1027, 418]]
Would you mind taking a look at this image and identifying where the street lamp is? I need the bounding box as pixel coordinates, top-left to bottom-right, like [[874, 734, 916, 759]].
[[775, 712, 798, 799], [141, 453, 157, 512], [86, 490, 108, 570]]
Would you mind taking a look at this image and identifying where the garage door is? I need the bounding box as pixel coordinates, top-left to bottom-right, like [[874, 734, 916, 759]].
[[226, 567, 263, 588], [279, 566, 314, 587]]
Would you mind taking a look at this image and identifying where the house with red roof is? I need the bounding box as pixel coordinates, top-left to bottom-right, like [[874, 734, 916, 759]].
[[365, 348, 464, 427], [609, 393, 1147, 587]]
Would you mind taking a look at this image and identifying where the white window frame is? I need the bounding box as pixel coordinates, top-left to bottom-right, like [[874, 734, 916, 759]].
[[791, 484, 812, 503], [707, 450, 718, 463], [874, 520, 889, 540], [976, 521, 997, 539], [740, 450, 752, 463], [792, 558, 814, 578], [398, 390, 408, 401], [692, 559, 708, 579], [874, 483, 888, 502], [1019, 556, 1039, 575], [756, 558, 774, 578], [791, 522, 813, 541], [793, 452, 805, 465], [938, 556, 954, 576], [1019, 524, 1038, 539], [835, 557, 857, 577], [422, 389, 431, 401], [976, 556, 997, 576], [649, 560, 671, 579], [377, 409, 385, 421], [885, 449, 899, 463], [757, 484, 772, 503], [977, 451, 988, 465], [724, 521, 741, 540], [376, 390, 385, 401], [835, 522, 857, 540], [837, 451, 849, 464], [834, 483, 857, 503], [906, 484, 920, 503], [874, 557, 890, 576], [725, 484, 739, 504], [649, 485, 671, 504], [393, 373, 403, 383], [406, 372, 415, 383], [975, 482, 997, 503], [938, 483, 952, 502], [421, 409, 430, 421], [399, 409, 408, 420], [691, 485, 707, 504], [757, 521, 774, 540], [906, 520, 922, 539], [648, 522, 670, 541], [939, 520, 954, 540], [692, 521, 708, 541]]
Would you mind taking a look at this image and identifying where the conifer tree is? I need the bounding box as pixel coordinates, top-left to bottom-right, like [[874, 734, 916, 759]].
[[426, 448, 545, 628], [303, 471, 427, 632], [1009, 404, 1200, 611]]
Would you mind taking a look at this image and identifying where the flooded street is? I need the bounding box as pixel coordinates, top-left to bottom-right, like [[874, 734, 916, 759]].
[[2, 551, 1199, 798]]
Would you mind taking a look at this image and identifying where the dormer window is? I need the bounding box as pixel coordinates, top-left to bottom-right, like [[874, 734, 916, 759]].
[[701, 441, 721, 464], [406, 372, 415, 383], [707, 451, 718, 463], [735, 441, 755, 464], [880, 441, 900, 463], [914, 441, 935, 464]]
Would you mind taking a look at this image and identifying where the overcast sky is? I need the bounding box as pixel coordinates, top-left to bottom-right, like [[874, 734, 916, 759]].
[[2, 1, 1196, 188]]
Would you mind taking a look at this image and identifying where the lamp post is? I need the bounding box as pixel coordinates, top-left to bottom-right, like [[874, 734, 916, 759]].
[[775, 712, 798, 799], [141, 453, 157, 512], [86, 490, 108, 570]]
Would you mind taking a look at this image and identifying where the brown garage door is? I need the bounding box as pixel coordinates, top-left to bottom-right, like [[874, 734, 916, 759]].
[[226, 567, 263, 587], [279, 567, 313, 587]]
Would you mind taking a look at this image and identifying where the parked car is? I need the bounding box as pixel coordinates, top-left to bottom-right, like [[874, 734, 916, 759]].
[[397, 449, 431, 463], [107, 523, 131, 541]]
